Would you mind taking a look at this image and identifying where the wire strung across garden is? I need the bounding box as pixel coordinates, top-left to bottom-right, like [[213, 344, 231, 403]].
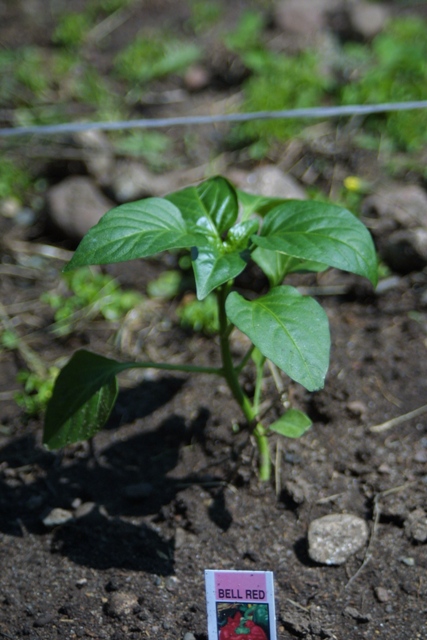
[[1, 100, 427, 138]]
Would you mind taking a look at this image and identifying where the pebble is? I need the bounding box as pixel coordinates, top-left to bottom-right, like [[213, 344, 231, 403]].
[[42, 507, 74, 527], [75, 578, 88, 588], [74, 502, 97, 519], [47, 176, 114, 239], [284, 478, 313, 505], [165, 576, 180, 592], [374, 586, 390, 603], [383, 229, 427, 274], [348, 2, 390, 39], [227, 165, 307, 201], [399, 556, 415, 567], [274, 0, 340, 40], [343, 606, 372, 623], [404, 508, 427, 543], [33, 612, 55, 627], [0, 197, 21, 218], [307, 514, 369, 565], [184, 64, 211, 92], [346, 400, 367, 417], [183, 633, 196, 640], [105, 591, 139, 618]]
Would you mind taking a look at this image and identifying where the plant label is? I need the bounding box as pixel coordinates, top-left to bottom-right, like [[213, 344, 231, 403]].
[[205, 570, 277, 640]]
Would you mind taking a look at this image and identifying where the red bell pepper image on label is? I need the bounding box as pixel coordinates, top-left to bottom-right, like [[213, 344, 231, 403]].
[[219, 610, 268, 640]]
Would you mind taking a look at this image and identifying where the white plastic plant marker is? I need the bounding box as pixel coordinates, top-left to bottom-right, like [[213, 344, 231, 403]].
[[205, 570, 277, 640]]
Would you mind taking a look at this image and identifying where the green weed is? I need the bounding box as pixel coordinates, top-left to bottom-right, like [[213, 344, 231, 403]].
[[340, 17, 427, 151], [114, 31, 200, 84], [41, 267, 143, 337]]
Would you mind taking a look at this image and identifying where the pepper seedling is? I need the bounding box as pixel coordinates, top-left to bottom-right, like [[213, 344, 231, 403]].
[[43, 176, 377, 480]]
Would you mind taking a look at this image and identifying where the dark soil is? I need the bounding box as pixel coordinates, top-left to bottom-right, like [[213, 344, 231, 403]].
[[1, 2, 427, 639]]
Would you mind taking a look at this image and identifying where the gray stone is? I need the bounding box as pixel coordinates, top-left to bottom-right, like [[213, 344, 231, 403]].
[[47, 176, 114, 238], [42, 507, 74, 527], [349, 2, 390, 39], [184, 64, 211, 92], [227, 165, 306, 200], [374, 586, 390, 603], [0, 197, 21, 218], [274, 0, 340, 40], [404, 508, 427, 543], [183, 633, 196, 640], [165, 576, 180, 592], [308, 513, 369, 565], [343, 606, 372, 623], [364, 184, 427, 230], [110, 161, 209, 202], [74, 501, 97, 519], [284, 478, 313, 505], [105, 591, 139, 618], [382, 229, 427, 274]]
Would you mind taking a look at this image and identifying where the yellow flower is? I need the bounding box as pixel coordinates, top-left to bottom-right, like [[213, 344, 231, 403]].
[[343, 176, 363, 192]]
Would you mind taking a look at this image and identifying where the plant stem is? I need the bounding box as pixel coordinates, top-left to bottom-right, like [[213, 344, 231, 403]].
[[217, 285, 255, 422], [118, 361, 223, 376], [216, 285, 271, 480], [253, 422, 270, 482]]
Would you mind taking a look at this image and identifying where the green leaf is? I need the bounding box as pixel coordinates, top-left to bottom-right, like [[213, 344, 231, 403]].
[[43, 349, 130, 449], [166, 176, 239, 236], [237, 190, 288, 219], [226, 219, 259, 248], [64, 198, 207, 271], [269, 408, 312, 438], [165, 178, 253, 299], [225, 286, 330, 391], [252, 247, 327, 286], [252, 200, 378, 286], [192, 245, 248, 299]]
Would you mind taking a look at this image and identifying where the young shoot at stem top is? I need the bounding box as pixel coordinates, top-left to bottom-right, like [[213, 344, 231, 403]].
[[43, 175, 377, 481]]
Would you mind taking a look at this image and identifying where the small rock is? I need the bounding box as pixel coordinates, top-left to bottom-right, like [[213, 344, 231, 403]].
[[414, 448, 427, 463], [110, 161, 208, 202], [364, 184, 427, 230], [227, 165, 306, 200], [75, 578, 88, 588], [47, 176, 114, 239], [346, 400, 367, 417], [284, 478, 313, 505], [33, 612, 55, 627], [375, 276, 403, 295], [184, 64, 211, 92], [165, 576, 179, 592], [105, 592, 139, 618], [74, 502, 97, 519], [374, 586, 390, 603], [343, 606, 372, 623], [274, 0, 340, 40], [42, 507, 74, 527], [399, 556, 415, 567], [348, 2, 390, 39], [404, 508, 427, 543], [382, 229, 427, 274], [175, 526, 187, 550], [183, 633, 196, 640], [124, 482, 154, 501], [308, 514, 369, 565], [0, 197, 21, 218]]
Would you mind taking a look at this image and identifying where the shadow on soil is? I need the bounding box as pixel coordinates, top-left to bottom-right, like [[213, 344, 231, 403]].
[[0, 375, 230, 574]]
